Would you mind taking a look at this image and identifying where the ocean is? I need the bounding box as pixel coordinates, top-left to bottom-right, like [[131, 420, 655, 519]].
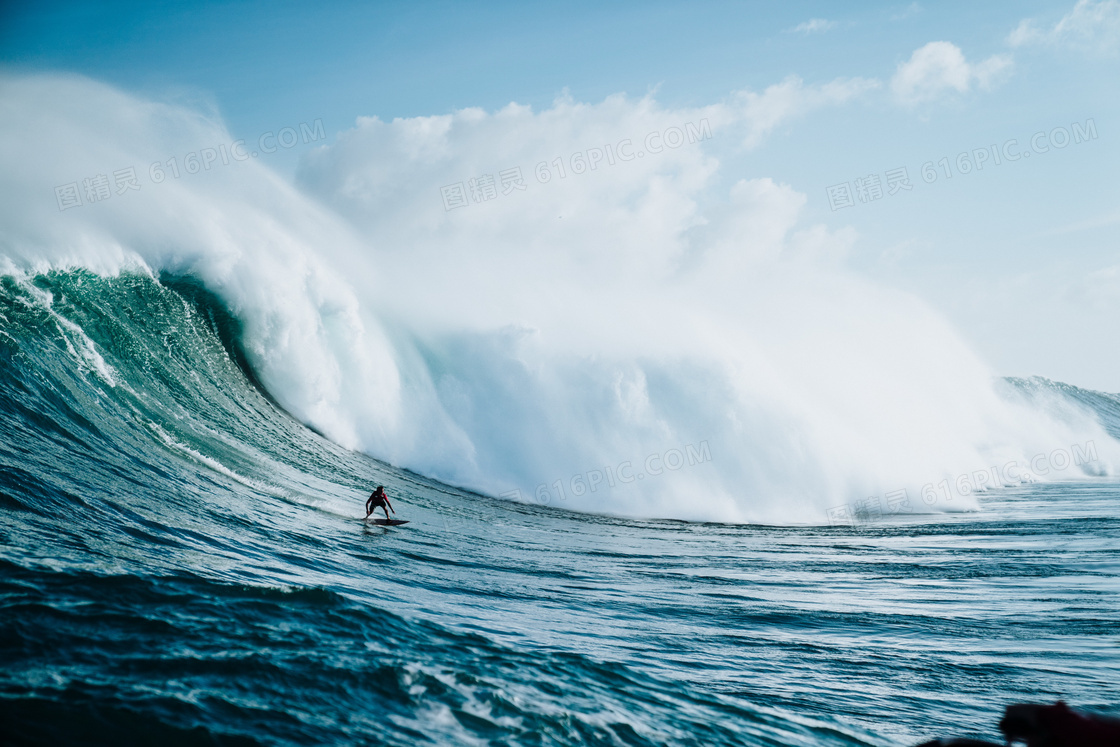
[[1, 268, 1118, 746]]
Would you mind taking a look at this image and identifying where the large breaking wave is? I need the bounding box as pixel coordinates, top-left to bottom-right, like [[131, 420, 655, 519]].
[[2, 71, 1118, 524]]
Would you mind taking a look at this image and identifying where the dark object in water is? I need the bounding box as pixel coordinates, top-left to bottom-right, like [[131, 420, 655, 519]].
[[913, 701, 1120, 747], [999, 701, 1120, 746]]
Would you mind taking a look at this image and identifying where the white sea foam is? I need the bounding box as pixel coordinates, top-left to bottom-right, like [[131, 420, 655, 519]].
[[18, 275, 120, 388], [2, 72, 1117, 523]]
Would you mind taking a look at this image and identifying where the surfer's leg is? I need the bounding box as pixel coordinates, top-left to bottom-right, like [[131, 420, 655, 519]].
[[383, 506, 391, 520]]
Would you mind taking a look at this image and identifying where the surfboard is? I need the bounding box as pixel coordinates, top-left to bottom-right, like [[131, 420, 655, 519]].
[[369, 518, 410, 526]]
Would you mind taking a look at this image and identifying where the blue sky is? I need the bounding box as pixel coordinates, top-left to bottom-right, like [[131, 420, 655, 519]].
[[3, 0, 1119, 389], [2, 1, 1093, 138]]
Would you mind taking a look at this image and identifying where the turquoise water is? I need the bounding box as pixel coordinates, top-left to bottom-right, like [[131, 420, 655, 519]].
[[1, 270, 1118, 745]]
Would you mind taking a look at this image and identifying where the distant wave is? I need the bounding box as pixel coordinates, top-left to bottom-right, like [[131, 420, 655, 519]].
[[1006, 376, 1120, 438]]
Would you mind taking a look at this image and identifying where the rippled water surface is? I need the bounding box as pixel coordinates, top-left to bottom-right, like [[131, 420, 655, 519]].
[[2, 271, 1118, 745]]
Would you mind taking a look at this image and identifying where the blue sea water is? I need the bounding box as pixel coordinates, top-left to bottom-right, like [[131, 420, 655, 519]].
[[1, 270, 1118, 746]]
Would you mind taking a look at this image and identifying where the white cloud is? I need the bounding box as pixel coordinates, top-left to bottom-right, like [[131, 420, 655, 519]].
[[295, 76, 879, 252], [728, 75, 880, 148], [789, 18, 836, 34], [972, 53, 1015, 88], [1008, 0, 1120, 53], [890, 41, 1012, 105], [891, 3, 922, 21]]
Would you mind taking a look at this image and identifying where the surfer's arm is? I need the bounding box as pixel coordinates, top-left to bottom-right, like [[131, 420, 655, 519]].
[[385, 497, 395, 513]]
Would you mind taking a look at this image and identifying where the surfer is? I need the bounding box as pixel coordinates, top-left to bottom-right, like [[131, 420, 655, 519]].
[[365, 485, 395, 521]]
